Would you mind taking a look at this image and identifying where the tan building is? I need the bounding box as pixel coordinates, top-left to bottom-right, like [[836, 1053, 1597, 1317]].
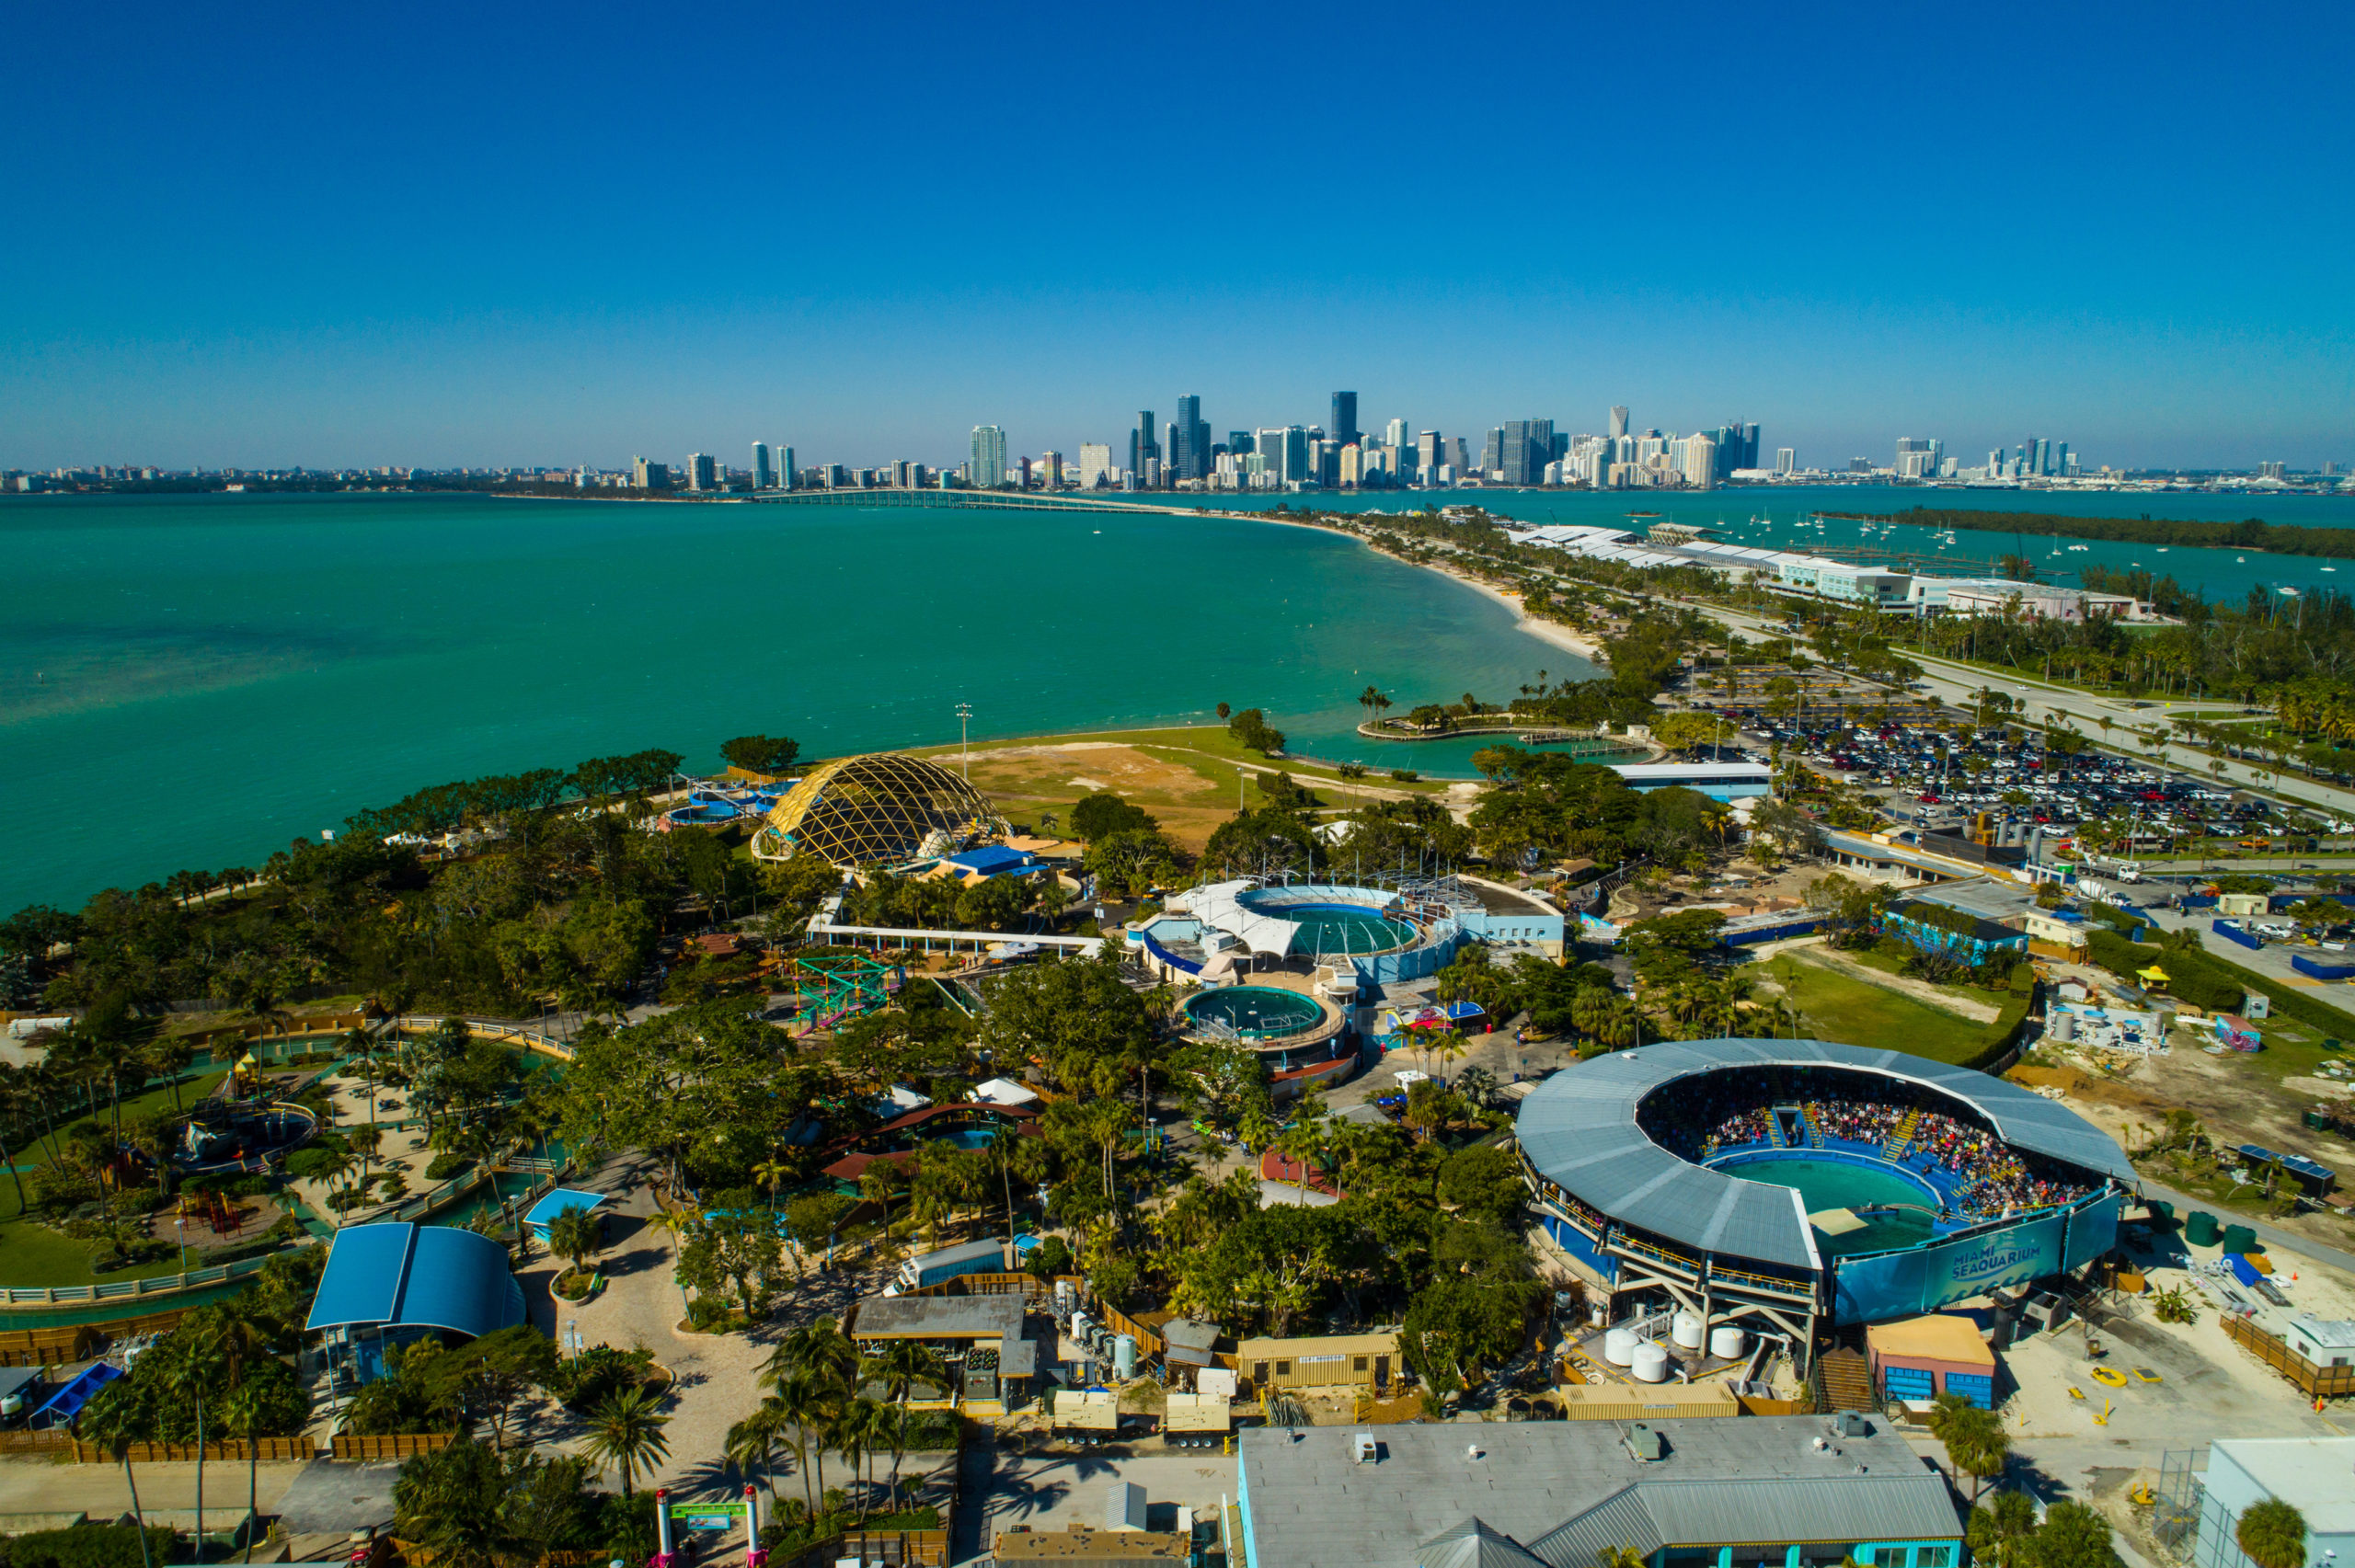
[[1236, 1330, 1398, 1393], [1550, 1379, 1740, 1420]]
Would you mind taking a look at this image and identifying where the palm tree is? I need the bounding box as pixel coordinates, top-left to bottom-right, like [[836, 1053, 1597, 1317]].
[[726, 1397, 796, 1506], [865, 1340, 949, 1510], [768, 1367, 837, 1520], [76, 1389, 155, 1568], [546, 1207, 601, 1287], [1967, 1491, 2040, 1568], [390, 1436, 533, 1568], [837, 1395, 892, 1523], [0, 1064, 36, 1217], [222, 1381, 270, 1562], [1597, 1547, 1648, 1568], [580, 1384, 672, 1496], [2236, 1498, 2307, 1568], [160, 1311, 228, 1554]]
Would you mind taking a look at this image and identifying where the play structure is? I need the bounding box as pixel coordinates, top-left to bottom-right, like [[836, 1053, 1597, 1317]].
[[166, 1097, 320, 1176], [787, 952, 904, 1033]]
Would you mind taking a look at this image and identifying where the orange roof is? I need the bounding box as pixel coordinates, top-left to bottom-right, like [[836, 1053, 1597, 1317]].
[[1867, 1313, 1994, 1368]]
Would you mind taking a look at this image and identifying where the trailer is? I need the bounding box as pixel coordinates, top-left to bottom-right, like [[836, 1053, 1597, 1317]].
[[888, 1238, 1008, 1295], [1164, 1391, 1232, 1448]]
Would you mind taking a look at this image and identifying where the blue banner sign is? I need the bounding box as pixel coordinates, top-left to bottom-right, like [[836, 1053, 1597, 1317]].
[[1833, 1210, 2071, 1321]]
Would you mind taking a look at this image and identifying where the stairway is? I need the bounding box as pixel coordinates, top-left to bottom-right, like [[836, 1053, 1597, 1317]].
[[1882, 1109, 1922, 1162], [1801, 1105, 1827, 1149], [1817, 1347, 1875, 1413], [1766, 1107, 1791, 1150]]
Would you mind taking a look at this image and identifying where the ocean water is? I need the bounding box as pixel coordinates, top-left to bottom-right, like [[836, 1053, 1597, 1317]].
[[9, 483, 2350, 915], [0, 492, 1593, 911]]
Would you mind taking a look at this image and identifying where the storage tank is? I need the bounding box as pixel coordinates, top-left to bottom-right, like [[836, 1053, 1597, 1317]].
[[1603, 1326, 1639, 1366], [1671, 1311, 1705, 1351], [2184, 1211, 2221, 1247], [1631, 1343, 1669, 1383], [2049, 1011, 2075, 1044], [1112, 1333, 1138, 1380], [1709, 1324, 1747, 1361]]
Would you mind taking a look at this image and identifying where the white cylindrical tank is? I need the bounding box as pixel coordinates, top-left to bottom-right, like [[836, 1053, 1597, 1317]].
[[1631, 1343, 1670, 1383], [1671, 1311, 1705, 1351], [1603, 1327, 1639, 1366], [1112, 1333, 1138, 1380], [1710, 1325, 1747, 1361], [2050, 1011, 2075, 1044]]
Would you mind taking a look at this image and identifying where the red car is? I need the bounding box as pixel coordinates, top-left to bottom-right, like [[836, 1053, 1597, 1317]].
[[1917, 792, 1942, 804]]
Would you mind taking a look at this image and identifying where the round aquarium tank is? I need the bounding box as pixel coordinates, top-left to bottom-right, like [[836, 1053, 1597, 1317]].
[[1182, 985, 1327, 1041]]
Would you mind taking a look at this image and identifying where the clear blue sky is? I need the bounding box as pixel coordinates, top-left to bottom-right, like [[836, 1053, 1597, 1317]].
[[4, 0, 2349, 474]]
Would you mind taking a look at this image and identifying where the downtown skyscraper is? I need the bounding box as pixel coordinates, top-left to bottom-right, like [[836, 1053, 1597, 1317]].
[[1330, 391, 1360, 449], [1171, 395, 1210, 483]]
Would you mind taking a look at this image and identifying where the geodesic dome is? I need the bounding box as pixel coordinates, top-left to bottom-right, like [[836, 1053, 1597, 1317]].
[[751, 751, 1006, 867]]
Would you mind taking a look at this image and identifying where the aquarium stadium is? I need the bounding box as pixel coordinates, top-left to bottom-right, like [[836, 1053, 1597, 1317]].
[[1516, 1038, 2135, 1350]]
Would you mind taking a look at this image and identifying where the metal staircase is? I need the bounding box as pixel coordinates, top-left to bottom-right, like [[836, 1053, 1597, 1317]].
[[1882, 1109, 1922, 1162]]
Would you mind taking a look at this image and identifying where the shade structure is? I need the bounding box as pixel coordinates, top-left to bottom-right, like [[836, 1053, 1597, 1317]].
[[304, 1222, 527, 1342], [752, 751, 1006, 867]]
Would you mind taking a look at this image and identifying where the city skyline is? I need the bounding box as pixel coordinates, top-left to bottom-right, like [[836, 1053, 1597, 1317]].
[[2, 0, 2349, 472]]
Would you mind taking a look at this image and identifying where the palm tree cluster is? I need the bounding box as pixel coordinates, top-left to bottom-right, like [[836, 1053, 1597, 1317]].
[[726, 1317, 953, 1546]]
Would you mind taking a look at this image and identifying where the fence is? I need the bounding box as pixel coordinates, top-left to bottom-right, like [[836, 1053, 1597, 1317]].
[[333, 1431, 457, 1460], [774, 1529, 949, 1568], [0, 1252, 284, 1311], [72, 1436, 313, 1464], [2222, 1312, 2355, 1399], [0, 1428, 75, 1454]]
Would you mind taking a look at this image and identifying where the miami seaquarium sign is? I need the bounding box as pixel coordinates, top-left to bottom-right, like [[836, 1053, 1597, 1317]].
[[1834, 1211, 2070, 1321]]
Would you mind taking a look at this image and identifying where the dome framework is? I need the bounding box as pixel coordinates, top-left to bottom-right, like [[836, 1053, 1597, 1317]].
[[751, 751, 1007, 868]]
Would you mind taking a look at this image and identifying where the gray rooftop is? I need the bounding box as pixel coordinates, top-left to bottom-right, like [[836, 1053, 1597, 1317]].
[[1514, 1038, 2133, 1271], [851, 1292, 1025, 1340], [1240, 1417, 1959, 1568]]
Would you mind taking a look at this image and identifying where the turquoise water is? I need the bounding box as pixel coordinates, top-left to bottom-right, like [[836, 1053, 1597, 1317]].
[[8, 485, 2353, 913], [1278, 903, 1420, 956], [1184, 985, 1325, 1038], [0, 492, 1598, 911], [1719, 1153, 1939, 1255]]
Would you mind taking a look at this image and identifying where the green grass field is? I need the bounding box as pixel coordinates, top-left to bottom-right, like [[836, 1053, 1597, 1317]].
[[1761, 952, 1990, 1064]]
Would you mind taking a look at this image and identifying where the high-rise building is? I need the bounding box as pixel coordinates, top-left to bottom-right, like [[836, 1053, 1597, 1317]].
[[778, 446, 795, 488], [752, 441, 774, 489], [1452, 437, 1473, 475], [686, 452, 717, 490], [1330, 392, 1360, 448], [2259, 460, 2287, 481], [1384, 417, 1408, 452], [1478, 428, 1503, 477], [1681, 433, 1717, 490], [1130, 411, 1159, 483], [633, 456, 670, 490], [971, 426, 1008, 488], [1338, 443, 1363, 487], [1416, 431, 1442, 479], [1775, 447, 1796, 475], [1609, 406, 1630, 440], [1257, 426, 1309, 484], [1228, 429, 1254, 454], [1499, 419, 1555, 486], [1040, 451, 1063, 488], [1895, 437, 1939, 480], [1172, 395, 1210, 482], [1079, 442, 1113, 488]]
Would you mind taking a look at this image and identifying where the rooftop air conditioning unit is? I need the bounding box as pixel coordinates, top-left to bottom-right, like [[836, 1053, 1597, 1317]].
[[1352, 1432, 1377, 1464]]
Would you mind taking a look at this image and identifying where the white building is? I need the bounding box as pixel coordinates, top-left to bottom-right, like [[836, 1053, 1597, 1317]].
[[1078, 442, 1113, 488], [2188, 1437, 2355, 1568]]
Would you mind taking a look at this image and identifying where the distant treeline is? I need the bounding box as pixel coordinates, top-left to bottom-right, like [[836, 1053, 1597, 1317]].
[[1821, 506, 2355, 561]]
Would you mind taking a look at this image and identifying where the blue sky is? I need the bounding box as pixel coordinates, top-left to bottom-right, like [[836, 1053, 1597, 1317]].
[[4, 0, 2349, 474]]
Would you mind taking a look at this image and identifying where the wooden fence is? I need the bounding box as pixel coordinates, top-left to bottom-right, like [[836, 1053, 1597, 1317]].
[[0, 1304, 203, 1365], [775, 1528, 949, 1568], [0, 1428, 74, 1454], [332, 1431, 457, 1460], [2223, 1311, 2355, 1399], [72, 1436, 313, 1464]]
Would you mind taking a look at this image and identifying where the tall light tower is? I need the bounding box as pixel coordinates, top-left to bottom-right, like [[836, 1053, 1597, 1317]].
[[956, 702, 973, 781]]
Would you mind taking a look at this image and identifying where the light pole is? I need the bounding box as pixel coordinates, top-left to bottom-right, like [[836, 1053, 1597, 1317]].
[[956, 702, 973, 781]]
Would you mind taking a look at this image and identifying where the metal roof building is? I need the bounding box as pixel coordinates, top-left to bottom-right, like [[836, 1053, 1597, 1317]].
[[1236, 1416, 1960, 1568], [304, 1223, 528, 1392]]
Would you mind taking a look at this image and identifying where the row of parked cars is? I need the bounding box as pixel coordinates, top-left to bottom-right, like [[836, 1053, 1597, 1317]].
[[1748, 720, 2303, 839]]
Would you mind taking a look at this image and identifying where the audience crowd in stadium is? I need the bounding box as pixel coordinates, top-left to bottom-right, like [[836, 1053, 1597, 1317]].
[[1642, 1068, 2097, 1219]]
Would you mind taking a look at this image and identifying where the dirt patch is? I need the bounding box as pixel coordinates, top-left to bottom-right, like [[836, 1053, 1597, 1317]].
[[961, 744, 1240, 851]]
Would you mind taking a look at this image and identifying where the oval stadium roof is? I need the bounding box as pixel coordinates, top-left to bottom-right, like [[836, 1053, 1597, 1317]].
[[1515, 1038, 2134, 1273]]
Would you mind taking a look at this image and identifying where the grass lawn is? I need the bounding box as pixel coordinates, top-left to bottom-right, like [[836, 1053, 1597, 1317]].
[[0, 1209, 196, 1288], [1760, 952, 1990, 1064]]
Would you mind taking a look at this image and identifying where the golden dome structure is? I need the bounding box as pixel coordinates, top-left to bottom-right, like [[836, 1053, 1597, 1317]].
[[751, 751, 1007, 868]]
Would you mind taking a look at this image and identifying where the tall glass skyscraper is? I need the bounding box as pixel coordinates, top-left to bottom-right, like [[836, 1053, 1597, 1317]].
[[970, 426, 1008, 488], [1330, 392, 1360, 448], [1172, 395, 1210, 482], [1499, 419, 1555, 486], [752, 441, 773, 488], [1131, 411, 1159, 481]]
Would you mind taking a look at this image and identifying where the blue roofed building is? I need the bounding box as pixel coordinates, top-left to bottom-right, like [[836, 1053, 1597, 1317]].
[[913, 844, 1053, 886], [305, 1223, 529, 1392]]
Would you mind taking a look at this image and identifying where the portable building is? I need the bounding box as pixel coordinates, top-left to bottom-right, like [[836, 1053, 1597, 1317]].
[[1867, 1313, 1998, 1409], [1237, 1331, 1398, 1393]]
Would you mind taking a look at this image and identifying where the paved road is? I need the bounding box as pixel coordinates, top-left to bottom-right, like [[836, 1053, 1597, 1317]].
[[2132, 1179, 2355, 1275]]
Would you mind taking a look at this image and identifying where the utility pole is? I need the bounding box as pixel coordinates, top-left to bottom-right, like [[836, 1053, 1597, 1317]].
[[956, 702, 973, 781]]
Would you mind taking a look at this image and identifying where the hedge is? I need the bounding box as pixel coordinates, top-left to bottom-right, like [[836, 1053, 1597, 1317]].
[[1961, 990, 2036, 1072], [0, 1525, 179, 1568]]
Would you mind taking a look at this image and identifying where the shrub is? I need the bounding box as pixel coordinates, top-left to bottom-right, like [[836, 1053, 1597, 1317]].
[[684, 1295, 737, 1332], [2, 1524, 179, 1568], [1389, 769, 1420, 783], [424, 1152, 468, 1181]]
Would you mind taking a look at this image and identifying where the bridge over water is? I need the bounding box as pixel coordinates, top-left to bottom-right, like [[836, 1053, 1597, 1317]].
[[751, 488, 1209, 518]]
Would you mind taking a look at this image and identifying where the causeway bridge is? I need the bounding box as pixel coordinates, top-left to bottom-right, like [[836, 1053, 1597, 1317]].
[[751, 488, 1218, 518]]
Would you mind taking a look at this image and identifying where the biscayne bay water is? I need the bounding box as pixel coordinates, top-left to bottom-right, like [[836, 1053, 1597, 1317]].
[[7, 483, 2353, 915], [0, 491, 1593, 912]]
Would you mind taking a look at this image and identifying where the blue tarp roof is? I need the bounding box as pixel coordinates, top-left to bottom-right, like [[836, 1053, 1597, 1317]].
[[524, 1188, 611, 1230], [304, 1222, 527, 1341], [941, 846, 1036, 875]]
